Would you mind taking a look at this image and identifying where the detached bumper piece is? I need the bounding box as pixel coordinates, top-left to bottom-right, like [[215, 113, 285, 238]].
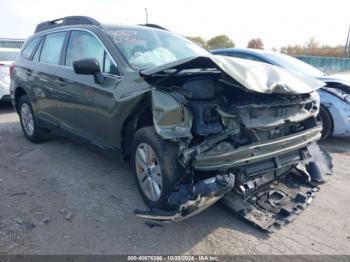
[[135, 174, 235, 221], [221, 173, 319, 233], [220, 144, 332, 233]]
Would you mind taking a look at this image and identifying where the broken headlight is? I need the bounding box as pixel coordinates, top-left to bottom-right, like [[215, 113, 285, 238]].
[[310, 91, 320, 115]]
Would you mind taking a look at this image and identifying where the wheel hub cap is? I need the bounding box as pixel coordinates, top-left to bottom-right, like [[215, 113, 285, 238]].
[[135, 143, 163, 202], [21, 103, 34, 136]]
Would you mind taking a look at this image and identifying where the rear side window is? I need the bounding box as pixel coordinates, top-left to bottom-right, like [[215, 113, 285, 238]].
[[33, 38, 44, 62], [21, 37, 41, 60], [40, 32, 66, 65]]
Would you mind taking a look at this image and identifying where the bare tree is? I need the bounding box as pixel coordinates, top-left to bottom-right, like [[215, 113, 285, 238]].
[[280, 37, 345, 57], [306, 37, 320, 50]]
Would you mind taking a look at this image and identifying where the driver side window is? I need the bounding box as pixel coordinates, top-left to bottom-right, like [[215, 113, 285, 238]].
[[65, 30, 118, 75]]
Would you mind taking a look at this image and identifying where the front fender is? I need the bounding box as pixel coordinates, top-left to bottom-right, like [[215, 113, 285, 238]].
[[151, 89, 193, 139]]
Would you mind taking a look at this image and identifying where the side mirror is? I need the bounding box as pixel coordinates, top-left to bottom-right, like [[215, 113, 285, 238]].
[[73, 58, 104, 84]]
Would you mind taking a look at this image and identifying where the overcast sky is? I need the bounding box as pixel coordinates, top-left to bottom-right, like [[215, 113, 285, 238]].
[[0, 0, 349, 49]]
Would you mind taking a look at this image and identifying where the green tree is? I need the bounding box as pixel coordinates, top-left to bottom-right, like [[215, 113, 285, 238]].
[[206, 35, 235, 50], [247, 38, 264, 49], [186, 36, 206, 48]]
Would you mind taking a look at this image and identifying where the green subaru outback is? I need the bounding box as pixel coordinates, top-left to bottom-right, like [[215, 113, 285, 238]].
[[11, 16, 332, 231]]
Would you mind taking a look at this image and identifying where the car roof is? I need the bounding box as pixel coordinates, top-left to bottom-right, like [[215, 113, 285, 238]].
[[31, 22, 167, 38], [211, 47, 276, 56], [31, 24, 101, 38], [102, 24, 168, 32]]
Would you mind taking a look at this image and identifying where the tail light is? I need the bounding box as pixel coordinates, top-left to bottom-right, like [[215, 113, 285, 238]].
[[9, 63, 15, 75]]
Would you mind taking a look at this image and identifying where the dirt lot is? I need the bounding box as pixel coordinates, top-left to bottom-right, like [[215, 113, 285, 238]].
[[0, 102, 349, 255]]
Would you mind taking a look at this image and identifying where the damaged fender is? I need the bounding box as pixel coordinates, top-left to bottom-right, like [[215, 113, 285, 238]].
[[151, 89, 193, 139]]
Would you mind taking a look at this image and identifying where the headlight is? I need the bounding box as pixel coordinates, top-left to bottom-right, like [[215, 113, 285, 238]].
[[310, 91, 320, 115]]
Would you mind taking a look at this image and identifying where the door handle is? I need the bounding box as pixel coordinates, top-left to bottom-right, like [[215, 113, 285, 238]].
[[25, 69, 32, 76]]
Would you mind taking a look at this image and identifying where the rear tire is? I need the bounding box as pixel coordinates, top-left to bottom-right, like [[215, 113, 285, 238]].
[[18, 95, 50, 143], [132, 126, 182, 209], [318, 105, 333, 140]]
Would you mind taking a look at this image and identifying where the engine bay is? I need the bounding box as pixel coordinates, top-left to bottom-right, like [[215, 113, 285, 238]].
[[176, 75, 320, 146]]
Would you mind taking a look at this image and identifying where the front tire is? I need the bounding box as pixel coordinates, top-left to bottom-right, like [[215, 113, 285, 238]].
[[318, 105, 333, 140], [18, 95, 50, 143], [132, 127, 181, 209]]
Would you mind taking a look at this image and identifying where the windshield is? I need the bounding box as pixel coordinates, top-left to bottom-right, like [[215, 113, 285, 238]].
[[0, 50, 19, 61], [264, 52, 324, 77], [106, 27, 209, 70]]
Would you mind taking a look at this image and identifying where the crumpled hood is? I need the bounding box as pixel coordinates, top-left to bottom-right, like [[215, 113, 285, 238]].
[[140, 55, 325, 94]]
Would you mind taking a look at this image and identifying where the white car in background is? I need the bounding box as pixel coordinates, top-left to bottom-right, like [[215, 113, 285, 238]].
[[0, 48, 19, 102]]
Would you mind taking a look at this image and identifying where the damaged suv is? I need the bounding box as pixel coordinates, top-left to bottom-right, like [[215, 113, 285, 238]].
[[11, 16, 332, 232]]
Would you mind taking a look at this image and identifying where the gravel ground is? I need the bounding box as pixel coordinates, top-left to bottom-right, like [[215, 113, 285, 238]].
[[0, 102, 349, 255]]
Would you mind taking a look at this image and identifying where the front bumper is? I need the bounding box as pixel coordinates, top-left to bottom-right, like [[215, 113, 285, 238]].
[[135, 137, 332, 232], [194, 126, 322, 171], [135, 174, 235, 221]]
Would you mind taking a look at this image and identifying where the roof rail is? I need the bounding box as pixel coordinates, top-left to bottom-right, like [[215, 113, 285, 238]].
[[140, 24, 168, 31], [35, 16, 100, 33]]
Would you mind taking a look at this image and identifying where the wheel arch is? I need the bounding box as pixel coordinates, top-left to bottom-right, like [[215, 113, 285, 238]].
[[320, 103, 334, 137], [121, 97, 154, 159], [14, 87, 27, 113]]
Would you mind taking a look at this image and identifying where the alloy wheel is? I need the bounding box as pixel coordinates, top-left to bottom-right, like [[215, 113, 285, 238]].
[[135, 143, 163, 202], [21, 103, 34, 136]]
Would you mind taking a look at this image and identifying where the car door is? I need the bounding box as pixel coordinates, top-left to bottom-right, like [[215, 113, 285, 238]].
[[29, 32, 68, 125], [55, 30, 122, 146]]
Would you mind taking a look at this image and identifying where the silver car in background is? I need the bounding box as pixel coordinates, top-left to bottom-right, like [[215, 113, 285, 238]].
[[0, 48, 19, 101]]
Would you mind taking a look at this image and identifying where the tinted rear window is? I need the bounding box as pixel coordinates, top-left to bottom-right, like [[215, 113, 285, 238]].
[[0, 50, 19, 61], [33, 38, 44, 62], [40, 32, 66, 65]]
